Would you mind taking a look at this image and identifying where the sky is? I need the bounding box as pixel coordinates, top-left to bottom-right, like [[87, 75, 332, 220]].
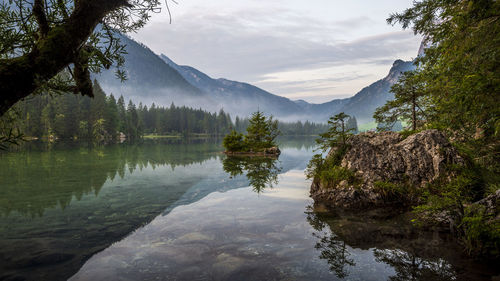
[[131, 0, 422, 104]]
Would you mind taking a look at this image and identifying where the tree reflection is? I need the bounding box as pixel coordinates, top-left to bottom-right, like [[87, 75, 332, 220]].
[[222, 155, 281, 193], [306, 208, 355, 279], [305, 206, 459, 280], [0, 140, 219, 217], [373, 249, 456, 281]]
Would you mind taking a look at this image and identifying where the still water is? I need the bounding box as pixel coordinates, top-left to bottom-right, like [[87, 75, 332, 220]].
[[0, 138, 497, 281]]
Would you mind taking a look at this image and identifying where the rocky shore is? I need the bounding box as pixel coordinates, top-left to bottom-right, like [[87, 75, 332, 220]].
[[310, 130, 464, 209]]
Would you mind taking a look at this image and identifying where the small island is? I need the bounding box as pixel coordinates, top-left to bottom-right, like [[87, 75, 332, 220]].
[[223, 111, 280, 156]]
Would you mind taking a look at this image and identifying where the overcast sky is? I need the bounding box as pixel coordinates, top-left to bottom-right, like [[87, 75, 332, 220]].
[[130, 0, 421, 103]]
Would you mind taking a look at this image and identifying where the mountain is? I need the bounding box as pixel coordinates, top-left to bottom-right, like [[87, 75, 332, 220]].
[[290, 60, 415, 123], [94, 34, 218, 110], [331, 60, 416, 123], [96, 34, 416, 124], [160, 54, 306, 120]]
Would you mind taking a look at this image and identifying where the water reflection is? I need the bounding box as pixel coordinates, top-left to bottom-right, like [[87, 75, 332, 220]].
[[0, 140, 220, 217], [0, 139, 227, 281], [222, 156, 281, 193], [373, 249, 456, 281], [304, 207, 479, 281], [306, 208, 355, 278]]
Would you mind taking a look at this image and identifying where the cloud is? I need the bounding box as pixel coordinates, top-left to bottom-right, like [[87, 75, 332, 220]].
[[131, 3, 421, 102]]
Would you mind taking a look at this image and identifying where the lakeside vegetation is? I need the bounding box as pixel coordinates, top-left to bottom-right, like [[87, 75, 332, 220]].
[[307, 0, 500, 259], [0, 82, 329, 147]]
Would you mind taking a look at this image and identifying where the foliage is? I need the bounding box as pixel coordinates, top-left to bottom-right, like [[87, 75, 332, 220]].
[[2, 81, 237, 146], [346, 116, 358, 134], [305, 146, 348, 180], [373, 181, 418, 203], [386, 0, 499, 141], [223, 111, 280, 152], [316, 112, 354, 152], [382, 0, 500, 258], [374, 71, 429, 131], [306, 112, 359, 189], [234, 117, 328, 136], [319, 166, 359, 190], [399, 129, 420, 140], [0, 0, 171, 115], [223, 130, 245, 152], [0, 109, 24, 150], [411, 162, 500, 256], [460, 205, 500, 257], [245, 110, 279, 150]]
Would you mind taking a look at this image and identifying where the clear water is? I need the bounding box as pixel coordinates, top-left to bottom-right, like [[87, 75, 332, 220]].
[[0, 138, 497, 281]]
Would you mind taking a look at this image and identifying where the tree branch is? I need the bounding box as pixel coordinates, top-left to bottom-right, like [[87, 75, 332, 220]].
[[33, 0, 50, 37], [0, 0, 132, 116]]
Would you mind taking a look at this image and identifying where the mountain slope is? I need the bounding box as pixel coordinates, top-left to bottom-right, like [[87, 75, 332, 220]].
[[95, 34, 217, 109], [160, 54, 305, 120], [335, 60, 415, 123]]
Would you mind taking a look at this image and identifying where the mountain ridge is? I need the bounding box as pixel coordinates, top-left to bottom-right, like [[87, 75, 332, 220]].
[[96, 34, 416, 123]]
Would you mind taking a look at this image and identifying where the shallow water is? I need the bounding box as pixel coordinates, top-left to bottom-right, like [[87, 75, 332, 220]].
[[0, 138, 497, 281]]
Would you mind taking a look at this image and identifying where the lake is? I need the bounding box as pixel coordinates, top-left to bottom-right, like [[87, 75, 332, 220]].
[[0, 137, 497, 281]]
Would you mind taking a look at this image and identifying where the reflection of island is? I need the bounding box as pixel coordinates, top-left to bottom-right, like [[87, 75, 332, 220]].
[[305, 206, 496, 281], [222, 155, 282, 193]]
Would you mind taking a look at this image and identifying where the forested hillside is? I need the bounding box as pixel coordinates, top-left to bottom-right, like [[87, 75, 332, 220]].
[[7, 81, 328, 143]]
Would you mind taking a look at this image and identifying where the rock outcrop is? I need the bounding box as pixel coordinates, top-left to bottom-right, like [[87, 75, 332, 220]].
[[311, 130, 465, 208], [264, 147, 281, 155]]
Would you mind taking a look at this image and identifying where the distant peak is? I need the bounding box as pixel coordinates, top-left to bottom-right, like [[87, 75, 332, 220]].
[[392, 59, 405, 67], [384, 59, 415, 83]]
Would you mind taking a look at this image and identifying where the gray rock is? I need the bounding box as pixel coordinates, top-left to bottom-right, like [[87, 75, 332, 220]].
[[265, 147, 281, 155], [311, 130, 464, 208]]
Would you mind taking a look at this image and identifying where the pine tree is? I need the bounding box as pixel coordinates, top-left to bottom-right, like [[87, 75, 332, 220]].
[[316, 112, 353, 152], [117, 95, 127, 134], [374, 71, 427, 131], [126, 100, 140, 141], [105, 94, 119, 140]]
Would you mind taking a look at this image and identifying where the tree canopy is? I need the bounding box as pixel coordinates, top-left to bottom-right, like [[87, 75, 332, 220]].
[[0, 0, 164, 116], [223, 111, 280, 153], [315, 112, 354, 153], [374, 71, 428, 131], [384, 0, 499, 139]]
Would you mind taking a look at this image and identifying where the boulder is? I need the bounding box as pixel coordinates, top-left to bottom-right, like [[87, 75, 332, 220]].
[[264, 147, 281, 155], [311, 130, 464, 208]]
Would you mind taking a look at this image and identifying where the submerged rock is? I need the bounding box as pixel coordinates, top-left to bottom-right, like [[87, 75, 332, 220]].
[[311, 130, 464, 208]]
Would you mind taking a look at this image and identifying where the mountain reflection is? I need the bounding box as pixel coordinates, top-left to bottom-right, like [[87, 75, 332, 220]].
[[0, 140, 220, 217], [306, 207, 458, 281], [222, 155, 282, 193]]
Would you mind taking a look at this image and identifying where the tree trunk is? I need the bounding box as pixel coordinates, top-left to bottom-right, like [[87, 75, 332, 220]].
[[412, 94, 417, 131], [0, 0, 131, 116]]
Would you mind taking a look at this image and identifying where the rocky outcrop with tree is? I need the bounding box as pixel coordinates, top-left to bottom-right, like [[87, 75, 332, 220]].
[[309, 130, 464, 208]]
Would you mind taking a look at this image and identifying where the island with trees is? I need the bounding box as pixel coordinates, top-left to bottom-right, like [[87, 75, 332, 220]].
[[223, 111, 281, 156]]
